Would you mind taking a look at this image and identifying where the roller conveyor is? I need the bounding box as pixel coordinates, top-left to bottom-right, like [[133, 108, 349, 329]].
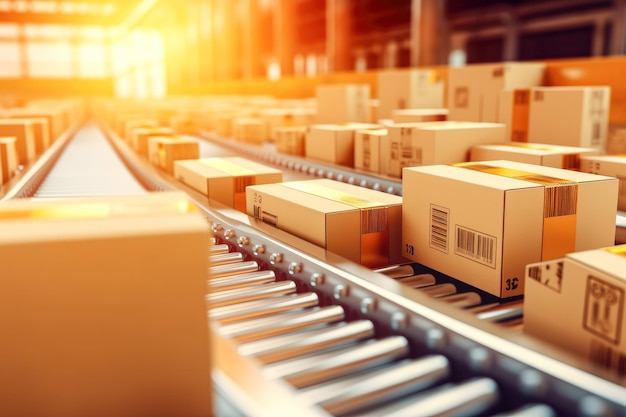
[[34, 122, 146, 197], [4, 120, 626, 416]]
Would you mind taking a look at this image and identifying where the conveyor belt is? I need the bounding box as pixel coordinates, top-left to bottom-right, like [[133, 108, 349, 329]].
[[34, 121, 146, 197], [4, 120, 626, 416]]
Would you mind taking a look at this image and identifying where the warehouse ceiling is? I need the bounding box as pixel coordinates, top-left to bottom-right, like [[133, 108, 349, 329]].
[[0, 0, 159, 25]]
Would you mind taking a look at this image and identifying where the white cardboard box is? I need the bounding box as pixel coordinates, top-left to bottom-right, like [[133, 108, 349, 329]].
[[306, 123, 379, 167], [448, 63, 545, 123], [524, 245, 626, 378], [316, 84, 370, 124], [0, 192, 212, 417], [580, 154, 626, 211], [402, 160, 618, 298], [246, 179, 404, 267], [378, 69, 444, 119], [354, 128, 388, 174], [527, 86, 610, 150], [471, 142, 599, 170], [174, 157, 282, 212]]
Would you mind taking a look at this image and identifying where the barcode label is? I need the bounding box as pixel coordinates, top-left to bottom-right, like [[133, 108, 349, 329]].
[[455, 225, 497, 268], [544, 184, 578, 217], [589, 339, 626, 377], [429, 204, 449, 253], [361, 207, 388, 234]]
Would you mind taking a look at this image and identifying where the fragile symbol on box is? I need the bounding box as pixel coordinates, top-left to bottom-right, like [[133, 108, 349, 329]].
[[583, 276, 624, 344]]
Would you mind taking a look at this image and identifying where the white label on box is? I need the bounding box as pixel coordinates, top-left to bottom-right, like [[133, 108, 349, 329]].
[[454, 224, 497, 269]]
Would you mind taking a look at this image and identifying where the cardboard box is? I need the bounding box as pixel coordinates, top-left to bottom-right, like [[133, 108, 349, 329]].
[[124, 119, 159, 143], [606, 126, 626, 154], [471, 142, 599, 170], [498, 89, 531, 142], [246, 179, 404, 267], [170, 115, 198, 134], [274, 126, 308, 156], [528, 86, 610, 150], [260, 108, 316, 141], [0, 120, 36, 165], [316, 84, 370, 124], [447, 63, 545, 123], [8, 108, 67, 140], [391, 108, 448, 124], [0, 137, 18, 184], [354, 128, 388, 174], [174, 157, 282, 212], [232, 117, 267, 144], [0, 192, 212, 417], [378, 69, 445, 119], [524, 245, 626, 378], [148, 136, 200, 174], [402, 160, 618, 298], [580, 154, 626, 211], [8, 117, 50, 155], [386, 121, 506, 177], [131, 127, 176, 156], [306, 123, 379, 167]]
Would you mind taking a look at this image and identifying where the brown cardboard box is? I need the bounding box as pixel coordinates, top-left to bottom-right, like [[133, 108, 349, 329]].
[[260, 108, 316, 141], [233, 117, 267, 144], [386, 123, 425, 178], [448, 63, 545, 123], [524, 245, 626, 379], [378, 69, 445, 119], [402, 160, 618, 298], [8, 108, 67, 140], [0, 120, 36, 165], [386, 121, 506, 177], [0, 192, 212, 417], [0, 137, 18, 184], [124, 119, 159, 143], [409, 121, 506, 166], [274, 126, 308, 156], [316, 84, 370, 124], [246, 179, 404, 267], [148, 136, 200, 174], [131, 126, 176, 156], [391, 108, 448, 124], [306, 123, 379, 167], [354, 128, 388, 174], [9, 117, 50, 155], [471, 142, 599, 170], [580, 154, 626, 211], [528, 86, 611, 150], [170, 115, 198, 134], [174, 157, 282, 212], [498, 89, 531, 142]]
